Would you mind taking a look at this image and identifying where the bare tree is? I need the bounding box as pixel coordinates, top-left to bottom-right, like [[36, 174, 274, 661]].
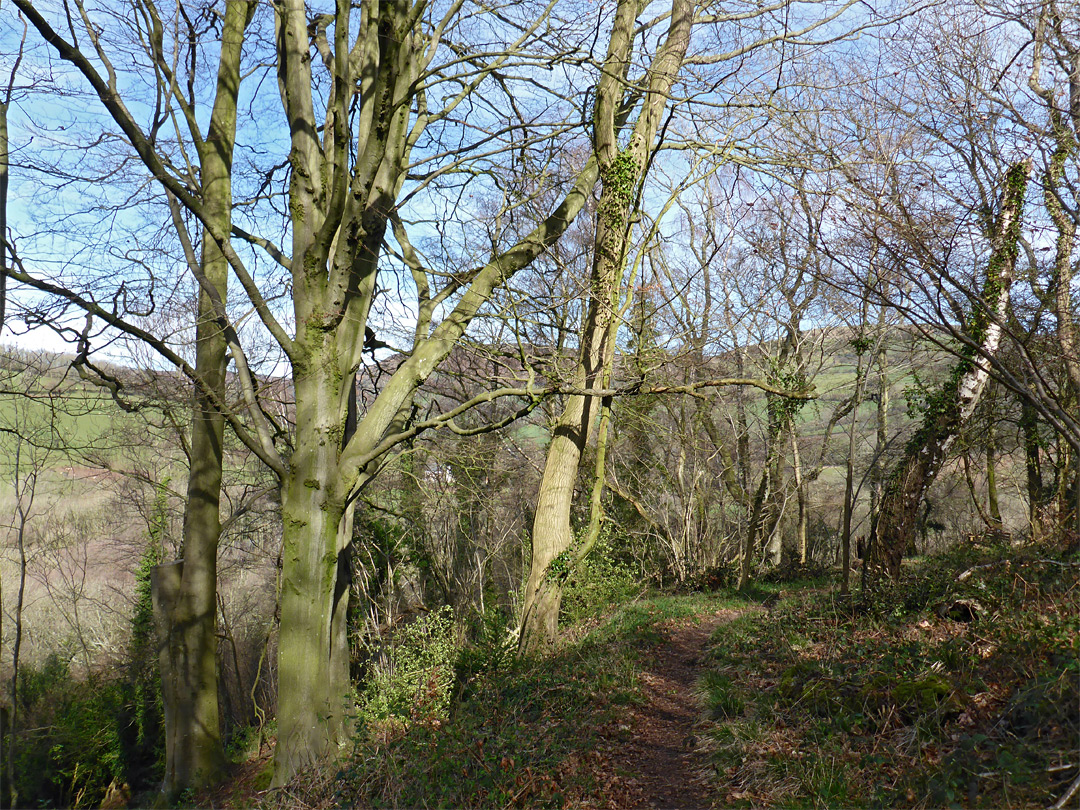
[[869, 160, 1031, 577], [519, 0, 696, 652], [9, 0, 650, 781]]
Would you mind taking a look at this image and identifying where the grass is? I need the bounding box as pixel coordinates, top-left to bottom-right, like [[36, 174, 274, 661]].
[[272, 591, 736, 809], [217, 539, 1077, 810], [696, 538, 1080, 808]]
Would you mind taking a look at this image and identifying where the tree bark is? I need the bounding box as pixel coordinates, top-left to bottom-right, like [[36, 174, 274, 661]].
[[151, 562, 185, 792], [155, 1, 255, 794], [737, 466, 772, 590], [841, 340, 868, 595], [869, 307, 890, 534], [1033, 22, 1080, 534], [985, 389, 1003, 527], [6, 445, 33, 810], [792, 426, 808, 564], [274, 361, 353, 779], [1021, 398, 1050, 534], [872, 160, 1030, 579], [519, 0, 694, 654], [269, 0, 605, 776]]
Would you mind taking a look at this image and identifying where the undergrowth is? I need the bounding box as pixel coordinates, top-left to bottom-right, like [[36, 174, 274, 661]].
[[698, 538, 1079, 809], [309, 592, 727, 809], [6, 656, 141, 808]]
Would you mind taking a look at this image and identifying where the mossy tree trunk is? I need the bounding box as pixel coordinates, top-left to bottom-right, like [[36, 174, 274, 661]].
[[872, 160, 1030, 579], [15, 0, 694, 785], [152, 1, 255, 795], [271, 0, 604, 778], [518, 0, 694, 654]]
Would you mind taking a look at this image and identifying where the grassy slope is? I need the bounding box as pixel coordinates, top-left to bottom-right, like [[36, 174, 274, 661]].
[[246, 539, 1077, 810], [698, 541, 1079, 809]]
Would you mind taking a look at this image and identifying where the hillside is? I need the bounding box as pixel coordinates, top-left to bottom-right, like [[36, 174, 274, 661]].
[[0, 330, 1069, 809], [182, 539, 1076, 810]]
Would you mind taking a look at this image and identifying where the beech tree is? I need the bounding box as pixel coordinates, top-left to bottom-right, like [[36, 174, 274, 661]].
[[4, 0, 710, 784]]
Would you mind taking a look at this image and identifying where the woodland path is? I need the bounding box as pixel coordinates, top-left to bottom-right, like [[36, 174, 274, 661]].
[[601, 608, 745, 810]]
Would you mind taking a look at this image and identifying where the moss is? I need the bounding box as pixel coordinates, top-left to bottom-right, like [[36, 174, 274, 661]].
[[283, 512, 309, 531], [252, 760, 274, 792], [891, 673, 954, 713]]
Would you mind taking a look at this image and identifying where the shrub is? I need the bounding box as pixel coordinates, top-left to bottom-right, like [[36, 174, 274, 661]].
[[358, 605, 458, 724], [682, 561, 738, 592], [560, 528, 641, 624], [455, 604, 517, 695], [9, 655, 132, 809], [761, 558, 831, 585]]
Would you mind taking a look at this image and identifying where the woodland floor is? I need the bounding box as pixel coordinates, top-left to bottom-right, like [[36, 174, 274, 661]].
[[208, 609, 744, 810], [192, 542, 1076, 810], [598, 609, 745, 810]]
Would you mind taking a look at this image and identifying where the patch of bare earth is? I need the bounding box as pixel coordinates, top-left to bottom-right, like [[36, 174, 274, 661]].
[[600, 609, 744, 810]]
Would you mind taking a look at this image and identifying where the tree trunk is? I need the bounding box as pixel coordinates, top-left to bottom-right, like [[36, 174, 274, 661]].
[[520, 391, 593, 653], [986, 447, 1002, 525], [869, 311, 890, 530], [737, 466, 771, 591], [151, 562, 188, 792], [519, 0, 693, 653], [1037, 50, 1080, 535], [963, 451, 999, 531], [872, 160, 1030, 578], [1021, 399, 1050, 534], [5, 445, 33, 810], [273, 362, 353, 781], [0, 71, 9, 810], [985, 394, 1003, 527], [1, 85, 9, 332], [791, 428, 808, 564], [841, 343, 868, 595], [157, 2, 254, 794], [267, 10, 604, 774]]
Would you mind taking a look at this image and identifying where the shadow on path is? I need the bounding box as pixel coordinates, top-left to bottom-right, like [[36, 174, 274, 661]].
[[602, 608, 745, 810]]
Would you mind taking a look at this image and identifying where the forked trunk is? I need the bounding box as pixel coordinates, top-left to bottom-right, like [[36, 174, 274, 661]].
[[518, 0, 693, 652]]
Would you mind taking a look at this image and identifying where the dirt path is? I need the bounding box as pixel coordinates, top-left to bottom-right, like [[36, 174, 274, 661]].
[[601, 609, 744, 810]]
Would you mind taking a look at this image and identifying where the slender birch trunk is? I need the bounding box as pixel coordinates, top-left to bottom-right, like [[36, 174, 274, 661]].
[[872, 160, 1030, 579]]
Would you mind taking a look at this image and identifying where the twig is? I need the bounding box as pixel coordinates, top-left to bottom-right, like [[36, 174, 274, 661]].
[[1047, 770, 1080, 810], [958, 561, 1008, 582]]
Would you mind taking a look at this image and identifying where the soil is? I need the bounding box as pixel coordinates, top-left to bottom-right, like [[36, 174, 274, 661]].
[[599, 609, 744, 810]]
